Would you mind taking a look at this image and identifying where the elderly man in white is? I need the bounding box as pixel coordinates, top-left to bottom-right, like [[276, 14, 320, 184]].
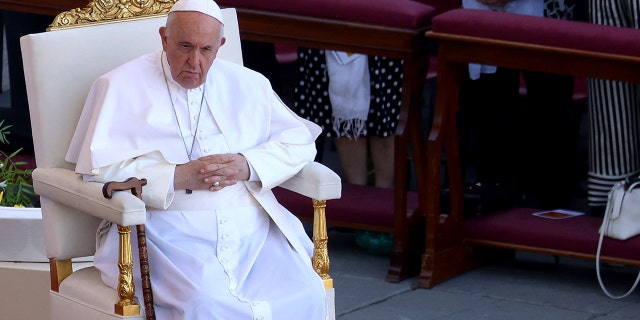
[[65, 0, 327, 319]]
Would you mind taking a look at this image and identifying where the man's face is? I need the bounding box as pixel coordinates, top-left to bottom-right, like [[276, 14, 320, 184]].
[[160, 11, 225, 89]]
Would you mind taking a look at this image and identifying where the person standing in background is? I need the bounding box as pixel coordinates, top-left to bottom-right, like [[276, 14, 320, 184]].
[[294, 49, 402, 189], [586, 0, 640, 216], [459, 0, 581, 212]]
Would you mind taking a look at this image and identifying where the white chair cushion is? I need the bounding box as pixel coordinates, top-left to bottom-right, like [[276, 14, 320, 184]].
[[55, 266, 143, 319]]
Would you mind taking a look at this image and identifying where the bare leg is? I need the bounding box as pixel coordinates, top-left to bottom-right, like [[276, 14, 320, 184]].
[[334, 137, 368, 186], [369, 136, 394, 188]]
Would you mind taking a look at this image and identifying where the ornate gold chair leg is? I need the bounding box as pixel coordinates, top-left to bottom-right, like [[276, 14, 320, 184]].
[[104, 177, 153, 318], [115, 224, 140, 316], [312, 199, 333, 289]]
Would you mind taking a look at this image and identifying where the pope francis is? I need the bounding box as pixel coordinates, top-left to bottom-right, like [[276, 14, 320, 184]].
[[64, 0, 328, 319]]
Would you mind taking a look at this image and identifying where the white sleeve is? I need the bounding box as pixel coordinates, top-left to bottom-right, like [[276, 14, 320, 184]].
[[86, 151, 176, 209]]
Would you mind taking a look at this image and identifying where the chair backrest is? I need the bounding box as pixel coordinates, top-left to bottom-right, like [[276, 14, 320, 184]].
[[21, 8, 243, 170]]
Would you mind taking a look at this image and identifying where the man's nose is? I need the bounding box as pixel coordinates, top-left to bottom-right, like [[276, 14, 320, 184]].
[[187, 50, 201, 68]]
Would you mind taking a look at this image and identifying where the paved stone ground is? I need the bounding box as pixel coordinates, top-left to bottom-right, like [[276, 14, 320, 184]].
[[327, 229, 640, 320]]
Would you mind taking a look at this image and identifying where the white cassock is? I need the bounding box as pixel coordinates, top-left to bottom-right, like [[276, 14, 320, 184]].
[[65, 50, 327, 320]]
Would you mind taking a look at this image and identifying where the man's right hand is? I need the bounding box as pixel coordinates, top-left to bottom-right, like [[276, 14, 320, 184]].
[[174, 153, 246, 192]]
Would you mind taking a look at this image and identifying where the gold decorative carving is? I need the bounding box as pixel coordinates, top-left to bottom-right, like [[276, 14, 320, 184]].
[[311, 199, 333, 289], [115, 224, 140, 316], [49, 0, 177, 31]]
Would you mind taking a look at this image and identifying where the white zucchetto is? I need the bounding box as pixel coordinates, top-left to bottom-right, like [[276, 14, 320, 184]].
[[169, 0, 224, 25]]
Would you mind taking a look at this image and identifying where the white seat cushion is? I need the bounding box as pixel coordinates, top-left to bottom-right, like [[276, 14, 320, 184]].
[[55, 266, 143, 319]]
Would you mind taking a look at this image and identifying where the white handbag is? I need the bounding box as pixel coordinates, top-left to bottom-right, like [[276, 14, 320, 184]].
[[596, 178, 640, 299]]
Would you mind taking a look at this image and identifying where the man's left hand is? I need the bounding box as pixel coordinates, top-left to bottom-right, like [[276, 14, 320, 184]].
[[198, 153, 250, 191]]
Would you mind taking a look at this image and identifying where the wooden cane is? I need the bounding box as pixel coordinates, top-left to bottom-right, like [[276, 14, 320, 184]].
[[103, 177, 156, 320]]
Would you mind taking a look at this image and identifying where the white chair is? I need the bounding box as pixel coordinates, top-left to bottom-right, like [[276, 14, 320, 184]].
[[21, 1, 340, 318]]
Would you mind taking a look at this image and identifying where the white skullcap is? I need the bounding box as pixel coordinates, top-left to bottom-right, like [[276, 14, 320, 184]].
[[169, 0, 224, 25]]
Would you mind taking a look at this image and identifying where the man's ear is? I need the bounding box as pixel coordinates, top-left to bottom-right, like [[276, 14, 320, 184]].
[[159, 27, 168, 48], [220, 36, 226, 47]]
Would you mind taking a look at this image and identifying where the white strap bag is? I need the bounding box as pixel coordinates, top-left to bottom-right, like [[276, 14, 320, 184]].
[[596, 178, 640, 298]]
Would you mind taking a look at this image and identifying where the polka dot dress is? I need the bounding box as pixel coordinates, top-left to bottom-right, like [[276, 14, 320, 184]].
[[294, 48, 403, 138]]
